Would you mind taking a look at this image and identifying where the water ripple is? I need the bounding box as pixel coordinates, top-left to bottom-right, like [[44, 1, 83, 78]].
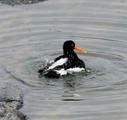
[[1, 1, 127, 120]]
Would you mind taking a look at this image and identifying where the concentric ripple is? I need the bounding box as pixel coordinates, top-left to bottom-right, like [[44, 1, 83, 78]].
[[1, 0, 127, 120]]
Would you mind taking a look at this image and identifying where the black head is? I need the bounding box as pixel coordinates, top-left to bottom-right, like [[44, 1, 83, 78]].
[[63, 40, 87, 56], [63, 40, 75, 52]]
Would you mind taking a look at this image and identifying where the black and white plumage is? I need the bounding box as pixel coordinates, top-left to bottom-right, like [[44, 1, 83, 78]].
[[38, 40, 87, 78]]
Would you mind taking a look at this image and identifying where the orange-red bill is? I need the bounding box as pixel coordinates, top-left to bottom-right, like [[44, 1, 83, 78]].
[[75, 46, 87, 53]]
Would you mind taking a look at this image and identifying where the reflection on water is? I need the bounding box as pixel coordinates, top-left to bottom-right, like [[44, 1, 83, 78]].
[[0, 0, 127, 120]]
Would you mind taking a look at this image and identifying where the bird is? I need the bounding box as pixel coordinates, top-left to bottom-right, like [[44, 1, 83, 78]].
[[38, 40, 87, 78]]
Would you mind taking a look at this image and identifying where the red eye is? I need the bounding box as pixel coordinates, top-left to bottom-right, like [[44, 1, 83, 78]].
[[71, 44, 74, 46]]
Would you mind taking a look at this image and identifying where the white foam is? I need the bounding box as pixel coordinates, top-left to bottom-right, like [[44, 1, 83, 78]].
[[48, 58, 68, 70]]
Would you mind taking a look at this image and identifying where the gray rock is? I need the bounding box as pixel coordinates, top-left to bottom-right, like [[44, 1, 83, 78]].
[[0, 0, 47, 5], [0, 84, 29, 120]]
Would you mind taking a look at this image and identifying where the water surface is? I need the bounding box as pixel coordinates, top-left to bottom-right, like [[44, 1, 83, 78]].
[[0, 0, 127, 120]]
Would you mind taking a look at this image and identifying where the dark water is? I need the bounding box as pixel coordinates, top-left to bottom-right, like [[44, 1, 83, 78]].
[[0, 0, 127, 120]]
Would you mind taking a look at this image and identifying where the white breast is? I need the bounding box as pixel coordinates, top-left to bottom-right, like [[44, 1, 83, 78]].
[[67, 68, 85, 74], [55, 67, 85, 76]]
